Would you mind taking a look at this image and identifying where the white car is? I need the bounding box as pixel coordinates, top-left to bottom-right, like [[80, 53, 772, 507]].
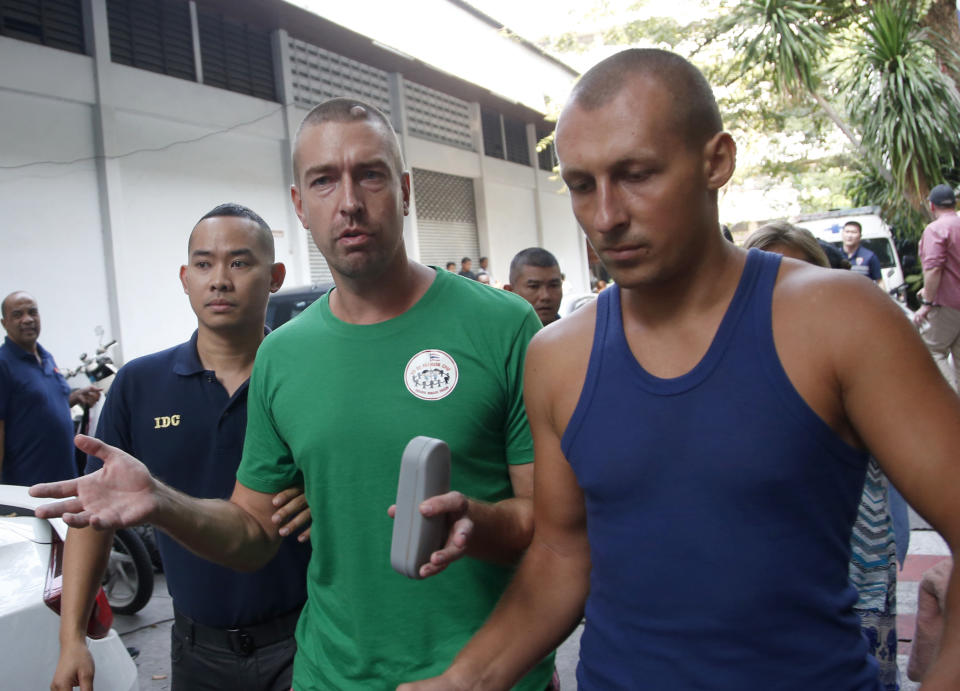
[[0, 484, 138, 690], [792, 206, 906, 291]]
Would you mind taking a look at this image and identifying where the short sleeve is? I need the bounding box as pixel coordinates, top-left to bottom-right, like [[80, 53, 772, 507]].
[[236, 348, 300, 492], [502, 306, 541, 466], [86, 368, 133, 473], [921, 226, 949, 270]]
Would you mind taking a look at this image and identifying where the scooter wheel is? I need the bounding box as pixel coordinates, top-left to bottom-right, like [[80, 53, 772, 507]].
[[103, 527, 155, 615]]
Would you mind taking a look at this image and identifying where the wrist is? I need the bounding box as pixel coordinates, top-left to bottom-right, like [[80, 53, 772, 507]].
[[59, 626, 89, 647], [150, 480, 178, 527]]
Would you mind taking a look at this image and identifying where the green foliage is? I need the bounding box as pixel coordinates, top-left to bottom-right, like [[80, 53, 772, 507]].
[[716, 0, 832, 98], [840, 1, 960, 225], [710, 0, 960, 234], [538, 0, 960, 228], [845, 161, 929, 239], [604, 16, 685, 49]]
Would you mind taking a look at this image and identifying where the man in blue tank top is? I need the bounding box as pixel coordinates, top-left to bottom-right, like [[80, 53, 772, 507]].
[[399, 49, 960, 691]]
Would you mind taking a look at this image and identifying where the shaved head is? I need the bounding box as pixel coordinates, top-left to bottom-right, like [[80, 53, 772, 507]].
[[292, 98, 404, 184], [1, 290, 34, 319], [568, 48, 723, 148], [189, 203, 275, 262]]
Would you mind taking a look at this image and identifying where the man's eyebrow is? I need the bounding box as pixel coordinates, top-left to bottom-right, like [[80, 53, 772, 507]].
[[302, 157, 392, 178], [189, 248, 255, 258], [355, 157, 391, 169], [302, 163, 335, 179]]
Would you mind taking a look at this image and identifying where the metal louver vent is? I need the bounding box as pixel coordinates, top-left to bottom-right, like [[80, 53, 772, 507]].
[[1, 0, 84, 54], [413, 169, 480, 269], [413, 169, 476, 223], [107, 0, 194, 81], [503, 116, 529, 166], [404, 80, 473, 151], [198, 10, 276, 101], [288, 38, 391, 115]]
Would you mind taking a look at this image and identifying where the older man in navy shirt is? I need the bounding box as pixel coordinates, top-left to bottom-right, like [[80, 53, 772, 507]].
[[0, 291, 100, 485]]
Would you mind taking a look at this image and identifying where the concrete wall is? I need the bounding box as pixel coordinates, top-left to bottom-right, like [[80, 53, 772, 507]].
[[0, 41, 111, 367], [1, 2, 582, 365]]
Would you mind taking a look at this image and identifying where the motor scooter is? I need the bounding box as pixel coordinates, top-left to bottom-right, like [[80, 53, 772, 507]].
[[65, 333, 154, 616]]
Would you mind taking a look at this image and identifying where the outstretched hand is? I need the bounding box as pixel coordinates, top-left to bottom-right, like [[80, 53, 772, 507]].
[[387, 491, 474, 579], [30, 434, 159, 530]]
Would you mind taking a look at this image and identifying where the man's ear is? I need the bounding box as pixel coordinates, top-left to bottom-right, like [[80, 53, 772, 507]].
[[400, 171, 411, 216], [179, 265, 189, 294], [270, 262, 287, 293], [503, 284, 514, 293], [703, 132, 736, 191], [291, 184, 308, 229]]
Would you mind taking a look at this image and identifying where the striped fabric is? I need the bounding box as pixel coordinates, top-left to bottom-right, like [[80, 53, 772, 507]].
[[849, 458, 899, 690]]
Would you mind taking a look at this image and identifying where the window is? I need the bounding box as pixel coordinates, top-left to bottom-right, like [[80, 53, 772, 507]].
[[481, 106, 530, 166], [198, 9, 276, 101], [1, 0, 84, 54], [107, 0, 194, 81], [503, 115, 529, 166], [481, 106, 504, 160], [536, 127, 555, 172]]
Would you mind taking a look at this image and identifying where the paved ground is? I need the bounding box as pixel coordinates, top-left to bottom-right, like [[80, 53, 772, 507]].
[[116, 514, 947, 690]]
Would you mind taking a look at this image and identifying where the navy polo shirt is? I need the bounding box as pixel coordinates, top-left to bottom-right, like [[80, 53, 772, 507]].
[[87, 331, 310, 628], [0, 337, 76, 485], [845, 245, 882, 281]]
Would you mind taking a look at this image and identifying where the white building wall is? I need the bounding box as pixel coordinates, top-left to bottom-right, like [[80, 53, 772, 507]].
[[1, 2, 582, 363], [109, 109, 293, 357], [538, 172, 590, 297], [0, 40, 111, 366]]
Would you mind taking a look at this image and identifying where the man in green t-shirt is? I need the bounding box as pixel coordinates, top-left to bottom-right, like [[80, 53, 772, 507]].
[[31, 98, 554, 690]]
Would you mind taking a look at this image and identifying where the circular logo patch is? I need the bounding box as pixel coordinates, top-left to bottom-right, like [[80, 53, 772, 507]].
[[404, 349, 459, 401]]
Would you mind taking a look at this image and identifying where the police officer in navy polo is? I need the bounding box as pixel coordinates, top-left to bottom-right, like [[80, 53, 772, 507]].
[[842, 220, 883, 285], [0, 291, 101, 486], [50, 204, 312, 691]]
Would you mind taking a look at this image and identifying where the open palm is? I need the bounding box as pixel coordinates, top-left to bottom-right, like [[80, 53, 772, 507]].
[[31, 434, 159, 530]]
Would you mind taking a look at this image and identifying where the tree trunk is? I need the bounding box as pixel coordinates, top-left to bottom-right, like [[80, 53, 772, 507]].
[[922, 0, 960, 90], [805, 85, 895, 185]]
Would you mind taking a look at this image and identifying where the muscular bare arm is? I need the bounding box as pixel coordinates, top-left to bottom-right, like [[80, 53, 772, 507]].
[[31, 435, 283, 572], [398, 315, 595, 690], [776, 265, 960, 689], [838, 294, 960, 689], [51, 527, 114, 691]]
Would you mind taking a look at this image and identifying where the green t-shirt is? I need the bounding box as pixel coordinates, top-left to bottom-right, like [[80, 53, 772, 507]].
[[238, 269, 554, 690]]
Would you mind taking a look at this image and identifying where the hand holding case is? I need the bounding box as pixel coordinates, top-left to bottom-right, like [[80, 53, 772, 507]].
[[390, 436, 451, 579]]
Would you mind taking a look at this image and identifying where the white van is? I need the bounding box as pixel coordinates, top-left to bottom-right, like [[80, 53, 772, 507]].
[[792, 206, 904, 291]]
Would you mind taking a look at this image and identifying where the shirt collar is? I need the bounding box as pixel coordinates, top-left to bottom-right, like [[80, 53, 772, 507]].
[[172, 330, 205, 376], [3, 336, 48, 363], [171, 327, 271, 376]]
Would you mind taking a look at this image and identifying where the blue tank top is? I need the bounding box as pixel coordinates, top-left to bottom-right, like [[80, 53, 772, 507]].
[[562, 249, 880, 690]]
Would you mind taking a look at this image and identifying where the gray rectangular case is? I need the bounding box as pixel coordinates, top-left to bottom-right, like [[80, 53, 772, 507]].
[[390, 436, 451, 579]]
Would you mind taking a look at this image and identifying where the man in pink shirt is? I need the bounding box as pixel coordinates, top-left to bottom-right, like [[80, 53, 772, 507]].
[[914, 183, 960, 390]]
